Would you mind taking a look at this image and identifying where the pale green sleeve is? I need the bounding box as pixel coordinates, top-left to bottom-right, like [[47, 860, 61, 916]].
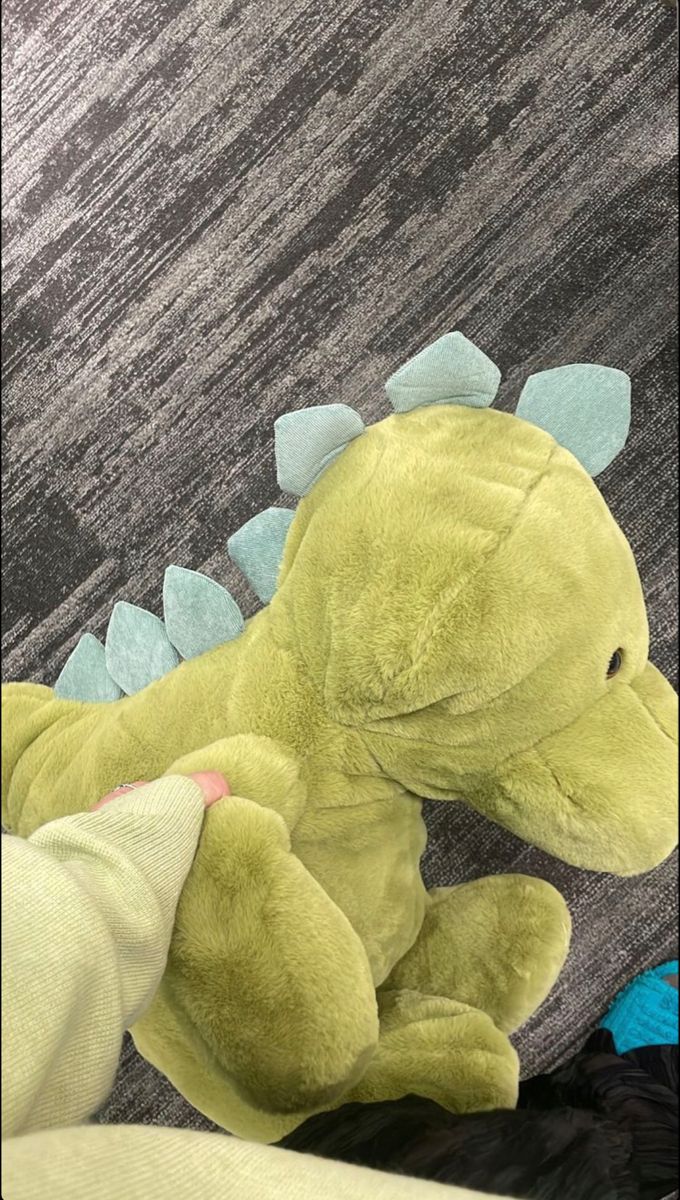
[[2, 1124, 511, 1200], [1, 776, 205, 1139]]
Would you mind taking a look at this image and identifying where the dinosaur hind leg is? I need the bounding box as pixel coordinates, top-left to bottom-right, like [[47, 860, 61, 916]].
[[345, 877, 569, 1116], [384, 875, 571, 1035]]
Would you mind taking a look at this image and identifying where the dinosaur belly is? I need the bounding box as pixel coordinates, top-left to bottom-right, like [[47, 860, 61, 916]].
[[292, 795, 429, 986]]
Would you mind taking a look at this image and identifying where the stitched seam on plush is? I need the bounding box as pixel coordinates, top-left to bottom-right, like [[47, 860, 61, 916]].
[[376, 440, 560, 697]]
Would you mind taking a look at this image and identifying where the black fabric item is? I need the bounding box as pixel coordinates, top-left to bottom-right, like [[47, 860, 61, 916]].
[[280, 1095, 636, 1200], [520, 1032, 679, 1200], [279, 1035, 679, 1200], [626, 1044, 678, 1098]]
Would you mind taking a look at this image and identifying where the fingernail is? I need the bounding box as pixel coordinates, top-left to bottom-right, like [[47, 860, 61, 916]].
[[189, 771, 231, 806]]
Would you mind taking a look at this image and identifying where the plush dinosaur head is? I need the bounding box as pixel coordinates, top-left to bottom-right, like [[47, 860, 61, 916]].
[[270, 335, 677, 875]]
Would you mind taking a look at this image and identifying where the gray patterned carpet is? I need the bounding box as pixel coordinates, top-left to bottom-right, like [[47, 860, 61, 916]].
[[2, 0, 678, 1142]]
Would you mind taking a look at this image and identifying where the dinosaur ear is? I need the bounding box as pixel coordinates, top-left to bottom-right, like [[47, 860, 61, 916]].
[[274, 405, 365, 496], [228, 507, 296, 603], [105, 602, 179, 695], [516, 364, 631, 476], [385, 332, 501, 413], [163, 566, 244, 659], [54, 633, 123, 702]]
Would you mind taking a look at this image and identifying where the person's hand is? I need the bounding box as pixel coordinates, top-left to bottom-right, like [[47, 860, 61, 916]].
[[92, 772, 230, 812]]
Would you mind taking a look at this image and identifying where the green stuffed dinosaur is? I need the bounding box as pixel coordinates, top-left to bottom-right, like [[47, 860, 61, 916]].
[[2, 334, 677, 1142]]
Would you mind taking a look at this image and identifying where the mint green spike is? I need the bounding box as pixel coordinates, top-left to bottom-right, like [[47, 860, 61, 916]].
[[228, 507, 295, 603], [54, 633, 123, 703], [385, 332, 501, 413], [105, 602, 179, 696], [516, 363, 631, 477], [163, 566, 244, 659], [275, 404, 365, 496]]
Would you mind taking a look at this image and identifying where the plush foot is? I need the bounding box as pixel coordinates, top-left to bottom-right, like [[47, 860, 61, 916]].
[[384, 874, 571, 1034], [346, 987, 519, 1113]]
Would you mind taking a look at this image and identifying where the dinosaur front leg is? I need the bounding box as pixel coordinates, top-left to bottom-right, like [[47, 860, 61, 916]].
[[132, 771, 379, 1139], [346, 987, 519, 1113], [384, 875, 571, 1034]]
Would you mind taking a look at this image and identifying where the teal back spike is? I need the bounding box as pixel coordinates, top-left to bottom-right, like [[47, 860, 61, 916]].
[[385, 332, 501, 413], [54, 633, 123, 703], [163, 566, 244, 659], [228, 507, 295, 604], [516, 364, 631, 477], [105, 602, 179, 696], [274, 405, 365, 496]]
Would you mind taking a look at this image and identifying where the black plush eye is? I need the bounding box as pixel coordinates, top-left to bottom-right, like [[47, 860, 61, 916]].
[[607, 649, 623, 678]]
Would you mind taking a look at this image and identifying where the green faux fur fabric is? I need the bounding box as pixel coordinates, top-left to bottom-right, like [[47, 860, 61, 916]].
[[2, 340, 677, 1141]]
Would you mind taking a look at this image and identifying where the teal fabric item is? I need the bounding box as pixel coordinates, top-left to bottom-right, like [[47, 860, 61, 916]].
[[105, 601, 179, 695], [163, 566, 244, 659], [228, 507, 295, 603], [385, 332, 501, 413], [274, 404, 365, 496], [54, 633, 123, 703], [516, 363, 631, 476], [600, 960, 679, 1054]]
